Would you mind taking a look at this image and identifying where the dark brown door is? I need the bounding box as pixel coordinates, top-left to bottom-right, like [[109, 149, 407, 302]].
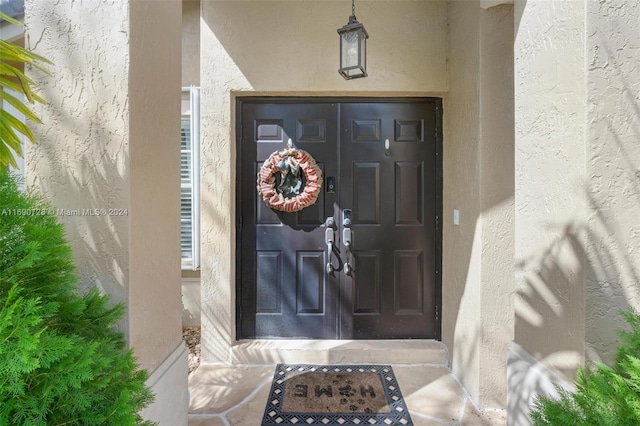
[[338, 102, 439, 338], [238, 99, 441, 340], [239, 102, 340, 339]]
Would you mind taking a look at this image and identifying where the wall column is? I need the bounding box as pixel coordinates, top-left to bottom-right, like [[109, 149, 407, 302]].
[[477, 3, 515, 409], [509, 0, 587, 424], [510, 0, 640, 423], [444, 0, 514, 409], [25, 1, 187, 424]]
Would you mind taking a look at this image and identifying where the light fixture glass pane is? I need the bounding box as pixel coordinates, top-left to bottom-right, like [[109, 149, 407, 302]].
[[358, 30, 366, 68], [341, 31, 359, 68]]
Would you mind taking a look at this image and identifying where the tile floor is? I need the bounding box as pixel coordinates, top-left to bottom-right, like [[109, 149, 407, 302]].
[[188, 364, 506, 426]]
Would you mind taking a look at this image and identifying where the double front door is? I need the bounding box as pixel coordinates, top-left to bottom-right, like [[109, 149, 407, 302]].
[[238, 99, 441, 340]]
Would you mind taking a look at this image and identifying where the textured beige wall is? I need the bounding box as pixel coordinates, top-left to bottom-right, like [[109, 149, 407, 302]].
[[514, 0, 587, 381], [26, 0, 183, 373], [443, 0, 482, 405], [128, 0, 183, 372], [182, 0, 200, 87], [478, 4, 514, 408], [510, 2, 640, 420], [585, 0, 640, 364], [26, 0, 131, 314], [443, 1, 514, 409], [199, 0, 448, 363]]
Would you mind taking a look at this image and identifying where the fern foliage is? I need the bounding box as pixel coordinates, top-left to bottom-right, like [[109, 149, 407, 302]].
[[0, 170, 155, 425], [531, 310, 640, 426]]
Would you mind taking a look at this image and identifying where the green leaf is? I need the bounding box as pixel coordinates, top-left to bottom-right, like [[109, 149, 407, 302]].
[[0, 39, 52, 68], [0, 119, 26, 168], [0, 12, 23, 27], [0, 110, 35, 142], [0, 135, 20, 169], [0, 90, 41, 123], [0, 64, 39, 104]]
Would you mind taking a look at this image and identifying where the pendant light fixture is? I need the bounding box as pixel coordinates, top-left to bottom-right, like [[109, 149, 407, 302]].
[[337, 0, 369, 80]]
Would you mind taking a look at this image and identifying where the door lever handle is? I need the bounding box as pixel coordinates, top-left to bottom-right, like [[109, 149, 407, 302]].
[[326, 228, 336, 274], [343, 227, 351, 249], [325, 217, 342, 275], [342, 209, 353, 276], [342, 209, 352, 249], [344, 263, 352, 276]]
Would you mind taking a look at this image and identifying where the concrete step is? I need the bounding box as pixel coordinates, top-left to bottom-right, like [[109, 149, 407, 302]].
[[229, 340, 448, 366]]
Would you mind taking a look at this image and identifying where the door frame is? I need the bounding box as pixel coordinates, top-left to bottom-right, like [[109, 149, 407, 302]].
[[235, 96, 443, 340]]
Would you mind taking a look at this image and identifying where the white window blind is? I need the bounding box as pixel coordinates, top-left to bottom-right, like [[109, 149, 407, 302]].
[[181, 86, 200, 270]]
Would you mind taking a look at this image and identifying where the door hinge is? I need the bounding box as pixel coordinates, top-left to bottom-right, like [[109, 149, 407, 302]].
[[435, 215, 439, 231], [435, 305, 439, 321], [238, 216, 243, 229]]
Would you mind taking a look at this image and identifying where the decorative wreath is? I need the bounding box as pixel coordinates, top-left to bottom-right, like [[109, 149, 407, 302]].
[[257, 147, 323, 212]]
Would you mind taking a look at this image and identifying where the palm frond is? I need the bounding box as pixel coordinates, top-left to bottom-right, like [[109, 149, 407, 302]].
[[0, 90, 41, 123], [0, 12, 23, 27], [0, 13, 51, 169]]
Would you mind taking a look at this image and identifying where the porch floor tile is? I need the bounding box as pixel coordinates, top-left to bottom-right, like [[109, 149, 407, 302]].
[[188, 365, 274, 414], [188, 364, 506, 426]]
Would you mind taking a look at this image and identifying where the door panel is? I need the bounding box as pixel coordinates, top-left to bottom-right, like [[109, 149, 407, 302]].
[[394, 250, 424, 315], [395, 161, 424, 225], [239, 99, 440, 340], [255, 251, 282, 314], [352, 251, 382, 314], [339, 102, 437, 339], [240, 102, 339, 339], [296, 251, 326, 314], [352, 162, 381, 224]]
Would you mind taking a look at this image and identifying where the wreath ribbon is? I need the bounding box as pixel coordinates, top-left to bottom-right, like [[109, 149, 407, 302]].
[[257, 147, 323, 212]]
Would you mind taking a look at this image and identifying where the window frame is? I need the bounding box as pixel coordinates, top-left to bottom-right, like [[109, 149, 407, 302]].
[[181, 86, 200, 271]]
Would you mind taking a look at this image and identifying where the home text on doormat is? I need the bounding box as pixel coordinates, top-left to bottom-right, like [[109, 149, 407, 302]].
[[282, 371, 390, 414]]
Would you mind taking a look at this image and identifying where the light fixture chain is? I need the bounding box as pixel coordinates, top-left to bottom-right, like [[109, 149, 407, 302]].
[[352, 0, 355, 16]]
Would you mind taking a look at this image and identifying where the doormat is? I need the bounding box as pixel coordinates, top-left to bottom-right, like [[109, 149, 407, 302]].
[[261, 364, 413, 426]]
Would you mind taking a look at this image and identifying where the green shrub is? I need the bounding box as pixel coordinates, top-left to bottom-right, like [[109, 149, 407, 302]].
[[0, 170, 155, 425], [531, 310, 640, 426]]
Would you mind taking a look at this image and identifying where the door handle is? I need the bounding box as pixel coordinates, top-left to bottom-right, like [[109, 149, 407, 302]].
[[342, 209, 352, 250], [343, 227, 352, 249], [325, 217, 343, 275], [342, 209, 353, 276]]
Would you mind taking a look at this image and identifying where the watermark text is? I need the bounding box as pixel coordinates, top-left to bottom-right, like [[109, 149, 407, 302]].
[[1, 208, 128, 217]]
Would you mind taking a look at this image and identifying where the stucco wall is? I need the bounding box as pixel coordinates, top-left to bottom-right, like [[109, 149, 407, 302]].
[[478, 4, 514, 408], [200, 0, 448, 363], [25, 0, 131, 314], [182, 0, 200, 87], [513, 0, 587, 382], [443, 0, 482, 405], [510, 1, 640, 421], [444, 0, 514, 409], [585, 0, 640, 364], [512, 0, 640, 378], [128, 0, 183, 372], [25, 0, 184, 373]]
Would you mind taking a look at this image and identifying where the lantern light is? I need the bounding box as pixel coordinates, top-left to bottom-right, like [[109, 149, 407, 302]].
[[337, 0, 368, 80]]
